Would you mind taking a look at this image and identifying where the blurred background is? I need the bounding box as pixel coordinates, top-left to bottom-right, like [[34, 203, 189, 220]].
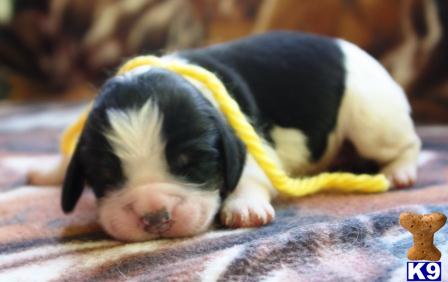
[[0, 0, 447, 123]]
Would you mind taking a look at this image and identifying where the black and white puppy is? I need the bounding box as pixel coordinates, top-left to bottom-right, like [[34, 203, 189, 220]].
[[29, 31, 421, 241]]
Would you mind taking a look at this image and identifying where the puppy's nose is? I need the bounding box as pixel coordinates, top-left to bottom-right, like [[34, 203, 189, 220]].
[[142, 207, 173, 233]]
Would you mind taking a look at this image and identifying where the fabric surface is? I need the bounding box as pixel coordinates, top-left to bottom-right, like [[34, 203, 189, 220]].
[[0, 102, 447, 282]]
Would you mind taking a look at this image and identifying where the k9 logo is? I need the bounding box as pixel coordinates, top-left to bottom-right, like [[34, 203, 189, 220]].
[[407, 262, 441, 281]]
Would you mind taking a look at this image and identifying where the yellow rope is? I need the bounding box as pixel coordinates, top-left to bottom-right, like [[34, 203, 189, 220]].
[[60, 108, 89, 156], [61, 55, 390, 197]]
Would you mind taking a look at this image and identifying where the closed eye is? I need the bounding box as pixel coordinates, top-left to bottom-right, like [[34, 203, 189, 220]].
[[176, 153, 191, 168], [176, 147, 218, 163]]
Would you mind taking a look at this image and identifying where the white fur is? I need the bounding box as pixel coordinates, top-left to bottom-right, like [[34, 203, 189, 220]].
[[270, 126, 311, 175], [220, 154, 276, 228], [106, 100, 168, 186], [337, 39, 421, 187]]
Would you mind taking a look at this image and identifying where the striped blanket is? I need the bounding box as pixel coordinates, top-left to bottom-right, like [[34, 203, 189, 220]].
[[0, 103, 447, 281]]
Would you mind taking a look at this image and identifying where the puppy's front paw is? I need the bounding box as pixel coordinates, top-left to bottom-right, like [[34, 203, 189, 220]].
[[382, 164, 417, 189], [220, 196, 275, 228], [27, 166, 60, 186], [26, 156, 68, 186], [27, 169, 47, 185]]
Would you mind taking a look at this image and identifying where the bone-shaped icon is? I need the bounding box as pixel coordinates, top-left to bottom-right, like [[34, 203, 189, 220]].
[[400, 212, 446, 261]]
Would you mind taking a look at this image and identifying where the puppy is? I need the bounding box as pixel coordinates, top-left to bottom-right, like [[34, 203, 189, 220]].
[[29, 31, 421, 241]]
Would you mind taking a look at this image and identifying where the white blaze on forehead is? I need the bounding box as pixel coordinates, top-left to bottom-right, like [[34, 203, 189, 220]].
[[120, 65, 152, 79], [106, 100, 167, 186]]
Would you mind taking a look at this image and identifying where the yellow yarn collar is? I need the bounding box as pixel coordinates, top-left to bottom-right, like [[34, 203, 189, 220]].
[[61, 56, 389, 197]]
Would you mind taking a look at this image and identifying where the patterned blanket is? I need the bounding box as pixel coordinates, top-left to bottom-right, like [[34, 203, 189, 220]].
[[0, 102, 447, 282]]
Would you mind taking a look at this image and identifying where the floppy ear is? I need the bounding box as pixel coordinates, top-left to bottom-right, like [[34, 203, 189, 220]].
[[214, 114, 246, 197], [61, 141, 86, 213]]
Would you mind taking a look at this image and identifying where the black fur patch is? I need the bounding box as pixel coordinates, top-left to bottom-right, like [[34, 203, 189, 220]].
[[180, 31, 346, 161]]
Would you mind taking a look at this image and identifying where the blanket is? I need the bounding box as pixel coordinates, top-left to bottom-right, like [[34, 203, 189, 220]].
[[0, 102, 447, 282]]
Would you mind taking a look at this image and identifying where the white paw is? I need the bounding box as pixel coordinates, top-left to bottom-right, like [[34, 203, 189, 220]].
[[26, 156, 67, 186], [220, 196, 275, 228], [382, 164, 417, 189], [26, 169, 53, 186]]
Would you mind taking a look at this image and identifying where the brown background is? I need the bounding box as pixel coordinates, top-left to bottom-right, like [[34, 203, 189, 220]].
[[0, 0, 447, 123]]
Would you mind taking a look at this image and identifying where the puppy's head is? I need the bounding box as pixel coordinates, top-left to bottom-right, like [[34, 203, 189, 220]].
[[62, 67, 246, 241]]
